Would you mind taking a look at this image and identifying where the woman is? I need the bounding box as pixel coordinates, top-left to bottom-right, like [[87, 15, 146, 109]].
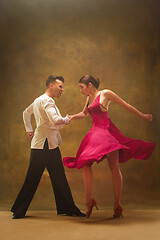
[[63, 75, 155, 218]]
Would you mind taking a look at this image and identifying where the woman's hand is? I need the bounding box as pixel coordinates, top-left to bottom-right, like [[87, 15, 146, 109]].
[[141, 114, 153, 122], [66, 111, 88, 121], [67, 114, 74, 121]]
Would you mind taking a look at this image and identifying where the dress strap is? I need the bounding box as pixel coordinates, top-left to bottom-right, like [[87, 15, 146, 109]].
[[87, 99, 89, 107], [88, 93, 101, 109], [100, 103, 108, 111]]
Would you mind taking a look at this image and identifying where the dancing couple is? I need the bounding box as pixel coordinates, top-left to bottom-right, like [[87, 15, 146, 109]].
[[11, 74, 155, 219]]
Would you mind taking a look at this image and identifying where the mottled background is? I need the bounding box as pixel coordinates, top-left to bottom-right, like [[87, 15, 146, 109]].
[[0, 0, 160, 210]]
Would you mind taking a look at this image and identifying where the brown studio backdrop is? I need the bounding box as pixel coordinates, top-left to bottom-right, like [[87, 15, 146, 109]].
[[0, 0, 159, 210]]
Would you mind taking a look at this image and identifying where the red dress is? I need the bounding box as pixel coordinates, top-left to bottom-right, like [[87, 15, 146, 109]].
[[63, 94, 155, 169]]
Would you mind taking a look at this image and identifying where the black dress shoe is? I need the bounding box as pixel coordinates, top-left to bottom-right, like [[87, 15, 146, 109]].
[[12, 213, 25, 219], [66, 212, 86, 217]]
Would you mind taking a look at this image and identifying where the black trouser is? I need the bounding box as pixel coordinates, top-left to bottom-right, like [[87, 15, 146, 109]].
[[11, 139, 81, 216]]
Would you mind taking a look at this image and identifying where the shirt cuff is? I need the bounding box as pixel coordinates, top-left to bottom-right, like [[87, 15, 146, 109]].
[[26, 129, 33, 132]]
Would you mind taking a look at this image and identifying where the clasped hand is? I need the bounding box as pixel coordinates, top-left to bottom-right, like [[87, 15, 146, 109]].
[[66, 114, 74, 123]]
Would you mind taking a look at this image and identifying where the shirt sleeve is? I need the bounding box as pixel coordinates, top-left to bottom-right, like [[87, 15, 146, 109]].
[[42, 98, 69, 125], [23, 103, 34, 132]]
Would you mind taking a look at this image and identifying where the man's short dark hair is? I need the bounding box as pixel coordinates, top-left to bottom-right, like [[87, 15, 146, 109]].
[[46, 75, 64, 87]]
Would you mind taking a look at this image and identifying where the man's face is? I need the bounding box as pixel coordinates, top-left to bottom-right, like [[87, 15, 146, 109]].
[[50, 79, 64, 98]]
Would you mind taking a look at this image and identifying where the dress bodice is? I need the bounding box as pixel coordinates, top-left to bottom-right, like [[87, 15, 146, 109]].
[[87, 94, 109, 128]]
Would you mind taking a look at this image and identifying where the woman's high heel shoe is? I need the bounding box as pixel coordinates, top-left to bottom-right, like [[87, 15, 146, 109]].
[[86, 198, 98, 218], [113, 205, 123, 218]]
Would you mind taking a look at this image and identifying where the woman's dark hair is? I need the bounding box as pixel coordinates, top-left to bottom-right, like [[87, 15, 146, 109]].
[[79, 75, 100, 89], [46, 75, 64, 87]]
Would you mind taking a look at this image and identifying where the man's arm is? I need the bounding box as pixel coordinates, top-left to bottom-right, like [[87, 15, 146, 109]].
[[43, 99, 69, 125], [23, 103, 34, 139]]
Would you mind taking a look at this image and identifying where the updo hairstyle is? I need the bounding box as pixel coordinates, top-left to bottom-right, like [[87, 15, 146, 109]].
[[79, 75, 100, 89]]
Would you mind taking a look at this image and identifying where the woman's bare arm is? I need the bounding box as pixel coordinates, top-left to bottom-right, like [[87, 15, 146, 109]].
[[68, 96, 89, 120], [103, 90, 152, 121]]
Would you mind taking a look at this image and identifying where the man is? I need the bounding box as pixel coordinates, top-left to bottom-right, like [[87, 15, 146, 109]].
[[11, 75, 85, 219]]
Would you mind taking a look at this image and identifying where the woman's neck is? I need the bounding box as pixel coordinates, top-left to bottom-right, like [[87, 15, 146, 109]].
[[89, 89, 99, 98]]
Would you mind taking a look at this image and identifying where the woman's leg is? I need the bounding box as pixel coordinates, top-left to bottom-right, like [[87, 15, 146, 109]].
[[83, 165, 98, 217], [82, 165, 93, 204], [107, 150, 123, 209]]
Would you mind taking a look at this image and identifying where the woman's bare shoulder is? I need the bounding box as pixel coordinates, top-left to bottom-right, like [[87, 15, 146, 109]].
[[100, 89, 113, 95]]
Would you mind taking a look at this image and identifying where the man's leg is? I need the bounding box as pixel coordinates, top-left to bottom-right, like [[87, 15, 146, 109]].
[[10, 149, 45, 217], [46, 147, 85, 216]]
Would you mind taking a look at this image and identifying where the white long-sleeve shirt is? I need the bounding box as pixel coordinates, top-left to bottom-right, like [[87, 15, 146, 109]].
[[23, 93, 69, 149]]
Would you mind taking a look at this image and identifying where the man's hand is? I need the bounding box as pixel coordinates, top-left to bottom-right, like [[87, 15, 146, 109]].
[[66, 114, 72, 124], [28, 132, 34, 139]]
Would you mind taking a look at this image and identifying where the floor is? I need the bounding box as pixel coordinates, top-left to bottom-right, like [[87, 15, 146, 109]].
[[1, 210, 160, 240]]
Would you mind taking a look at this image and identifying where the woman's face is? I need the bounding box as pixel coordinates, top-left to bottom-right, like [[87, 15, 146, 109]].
[[79, 83, 90, 96]]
